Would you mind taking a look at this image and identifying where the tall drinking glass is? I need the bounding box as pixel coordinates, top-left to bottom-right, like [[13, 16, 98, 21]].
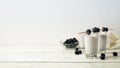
[[84, 35, 98, 58]]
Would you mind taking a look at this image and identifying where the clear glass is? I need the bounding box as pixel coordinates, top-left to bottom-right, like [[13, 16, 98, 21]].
[[84, 35, 98, 58], [98, 33, 107, 54]]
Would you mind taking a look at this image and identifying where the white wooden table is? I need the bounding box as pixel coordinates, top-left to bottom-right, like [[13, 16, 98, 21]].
[[0, 43, 120, 68]]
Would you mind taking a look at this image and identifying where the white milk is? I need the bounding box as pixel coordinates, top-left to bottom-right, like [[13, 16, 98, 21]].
[[84, 35, 98, 56], [98, 34, 107, 53]]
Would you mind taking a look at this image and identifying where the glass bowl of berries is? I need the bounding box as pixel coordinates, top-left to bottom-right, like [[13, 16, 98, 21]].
[[62, 38, 79, 48]]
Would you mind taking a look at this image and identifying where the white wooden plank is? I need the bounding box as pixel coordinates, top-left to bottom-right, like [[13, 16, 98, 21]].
[[0, 43, 119, 63]]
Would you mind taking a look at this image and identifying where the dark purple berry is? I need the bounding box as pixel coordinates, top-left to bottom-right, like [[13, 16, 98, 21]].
[[73, 38, 78, 42], [86, 29, 91, 35], [75, 50, 82, 55], [75, 51, 80, 55], [75, 48, 79, 51], [101, 53, 105, 56], [100, 55, 105, 60], [92, 27, 100, 33], [113, 52, 118, 56], [102, 27, 108, 32], [78, 50, 82, 54]]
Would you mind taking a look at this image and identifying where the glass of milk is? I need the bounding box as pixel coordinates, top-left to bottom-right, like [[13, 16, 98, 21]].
[[98, 34, 107, 53], [84, 35, 98, 58]]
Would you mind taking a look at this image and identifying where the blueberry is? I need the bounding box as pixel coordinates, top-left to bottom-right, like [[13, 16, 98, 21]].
[[63, 39, 69, 44], [73, 38, 78, 42], [113, 52, 118, 56], [73, 38, 76, 40], [92, 27, 100, 33], [75, 51, 80, 55], [69, 39, 74, 44], [101, 53, 105, 56], [86, 29, 91, 35], [75, 48, 79, 51], [78, 50, 82, 54], [102, 27, 108, 32], [75, 48, 82, 55], [102, 27, 106, 32], [75, 50, 82, 55], [100, 55, 105, 60]]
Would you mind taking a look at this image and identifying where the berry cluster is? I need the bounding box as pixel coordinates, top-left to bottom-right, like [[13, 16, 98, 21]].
[[85, 27, 109, 35], [63, 38, 79, 48], [102, 27, 108, 32], [85, 27, 100, 35], [92, 27, 100, 33]]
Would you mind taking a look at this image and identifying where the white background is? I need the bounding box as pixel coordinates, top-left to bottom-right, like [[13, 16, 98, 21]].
[[0, 0, 120, 45]]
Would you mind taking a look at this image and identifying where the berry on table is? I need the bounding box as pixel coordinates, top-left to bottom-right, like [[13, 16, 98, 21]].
[[100, 53, 105, 60], [113, 52, 118, 56], [74, 50, 82, 55], [101, 53, 105, 56], [74, 48, 82, 55], [75, 48, 79, 51], [100, 55, 105, 60], [75, 51, 80, 55]]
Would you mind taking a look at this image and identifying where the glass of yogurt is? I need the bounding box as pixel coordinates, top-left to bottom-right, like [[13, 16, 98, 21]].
[[98, 27, 108, 53], [98, 34, 107, 53], [84, 35, 98, 58]]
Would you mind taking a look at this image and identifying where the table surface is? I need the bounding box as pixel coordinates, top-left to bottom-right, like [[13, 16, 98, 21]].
[[0, 43, 120, 68], [0, 43, 120, 63]]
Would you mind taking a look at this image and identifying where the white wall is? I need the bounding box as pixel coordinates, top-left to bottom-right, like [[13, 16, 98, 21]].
[[0, 0, 120, 44]]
